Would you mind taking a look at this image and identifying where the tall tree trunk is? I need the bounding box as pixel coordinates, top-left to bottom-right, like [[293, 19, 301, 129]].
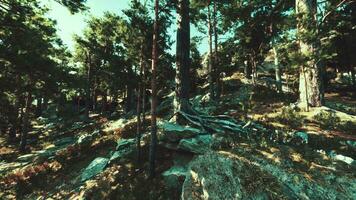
[[213, 0, 221, 99], [85, 52, 92, 120], [126, 83, 134, 113], [207, 1, 214, 100], [149, 0, 159, 178], [244, 59, 252, 79], [296, 0, 324, 110], [351, 68, 355, 87], [36, 96, 43, 117], [136, 46, 144, 167], [174, 0, 191, 114], [93, 77, 98, 111], [43, 94, 48, 111], [142, 61, 147, 122], [273, 46, 282, 93], [9, 91, 20, 141], [102, 90, 108, 113], [20, 91, 32, 152], [251, 55, 257, 85]]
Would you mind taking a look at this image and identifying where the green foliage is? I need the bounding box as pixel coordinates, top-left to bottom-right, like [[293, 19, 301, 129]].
[[237, 86, 253, 118], [277, 106, 304, 128], [315, 110, 341, 130], [338, 121, 356, 133]]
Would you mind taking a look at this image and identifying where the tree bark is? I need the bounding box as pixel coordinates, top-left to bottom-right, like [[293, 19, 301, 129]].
[[296, 0, 324, 109], [149, 0, 159, 178], [244, 60, 252, 79], [43, 94, 48, 111], [20, 91, 32, 152], [207, 1, 214, 100], [36, 96, 42, 117], [174, 0, 191, 114], [9, 92, 20, 141], [136, 46, 144, 166], [213, 0, 221, 99], [273, 46, 282, 93], [350, 68, 355, 87], [85, 51, 92, 120]]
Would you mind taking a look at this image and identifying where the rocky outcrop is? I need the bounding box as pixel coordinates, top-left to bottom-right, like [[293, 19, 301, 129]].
[[159, 121, 203, 142], [178, 135, 213, 154], [109, 138, 136, 164], [181, 152, 242, 200], [81, 157, 109, 182]]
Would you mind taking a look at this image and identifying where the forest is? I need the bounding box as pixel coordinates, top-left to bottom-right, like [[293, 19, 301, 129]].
[[0, 0, 355, 199]]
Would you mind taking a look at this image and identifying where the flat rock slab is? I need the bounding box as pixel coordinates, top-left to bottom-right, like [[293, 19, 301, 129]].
[[178, 135, 213, 154], [81, 157, 109, 182], [181, 152, 242, 200], [159, 121, 203, 142]]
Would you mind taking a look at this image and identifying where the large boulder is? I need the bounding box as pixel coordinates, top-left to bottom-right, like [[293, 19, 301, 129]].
[[109, 138, 136, 164], [159, 121, 203, 142], [81, 157, 109, 182], [178, 135, 213, 154], [77, 130, 101, 145], [181, 152, 242, 200], [162, 166, 187, 189], [54, 137, 75, 146]]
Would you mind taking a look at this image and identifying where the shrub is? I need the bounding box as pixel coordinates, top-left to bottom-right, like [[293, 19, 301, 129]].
[[314, 110, 341, 130], [337, 121, 356, 133], [277, 106, 304, 128]]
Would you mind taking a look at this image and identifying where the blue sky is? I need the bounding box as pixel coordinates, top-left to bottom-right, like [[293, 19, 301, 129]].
[[45, 0, 208, 54]]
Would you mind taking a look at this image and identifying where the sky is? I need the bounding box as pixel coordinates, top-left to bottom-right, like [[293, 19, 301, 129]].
[[45, 0, 208, 54]]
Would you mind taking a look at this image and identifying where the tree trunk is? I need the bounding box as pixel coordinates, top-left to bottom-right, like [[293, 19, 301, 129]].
[[142, 61, 147, 122], [43, 95, 48, 111], [296, 0, 324, 109], [244, 59, 252, 79], [85, 52, 92, 120], [136, 46, 144, 166], [273, 46, 282, 93], [174, 0, 191, 115], [251, 55, 257, 85], [149, 0, 159, 178], [93, 77, 98, 111], [102, 90, 108, 113], [36, 96, 43, 117], [125, 83, 134, 113], [350, 68, 355, 87], [207, 2, 214, 100], [20, 91, 32, 152], [213, 0, 221, 99], [9, 94, 20, 141]]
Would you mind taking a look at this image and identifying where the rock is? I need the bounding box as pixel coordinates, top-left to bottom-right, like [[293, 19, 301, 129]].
[[159, 121, 202, 142], [77, 133, 93, 145], [44, 122, 55, 130], [178, 135, 213, 154], [159, 141, 179, 151], [116, 138, 135, 150], [17, 153, 37, 162], [81, 157, 109, 182], [294, 131, 308, 144], [181, 152, 242, 200], [346, 141, 356, 151], [77, 130, 100, 145], [72, 121, 84, 130], [162, 166, 187, 189], [54, 137, 75, 146], [103, 118, 127, 133], [332, 154, 355, 166], [109, 139, 136, 163], [212, 134, 233, 149]]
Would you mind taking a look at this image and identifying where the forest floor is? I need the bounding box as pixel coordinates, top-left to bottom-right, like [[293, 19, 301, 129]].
[[0, 73, 355, 199]]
